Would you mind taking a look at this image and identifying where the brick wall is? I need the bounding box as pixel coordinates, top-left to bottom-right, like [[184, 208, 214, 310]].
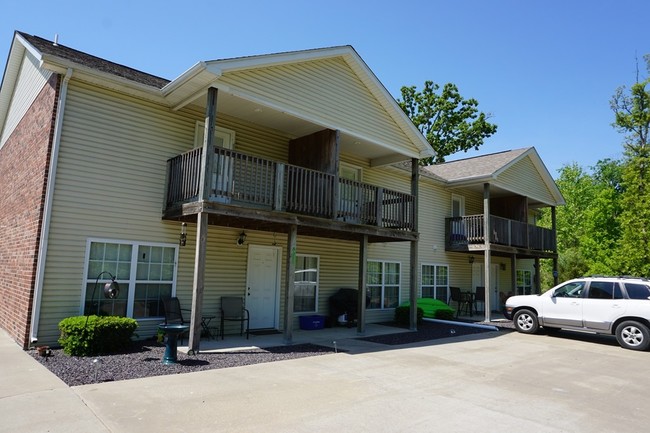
[[0, 73, 59, 349]]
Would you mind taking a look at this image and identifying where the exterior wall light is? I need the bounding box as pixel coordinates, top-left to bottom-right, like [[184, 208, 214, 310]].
[[179, 222, 187, 247]]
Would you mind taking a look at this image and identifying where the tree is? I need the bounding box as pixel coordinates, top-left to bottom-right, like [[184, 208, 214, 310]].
[[538, 159, 623, 284], [398, 81, 498, 164], [611, 55, 650, 276]]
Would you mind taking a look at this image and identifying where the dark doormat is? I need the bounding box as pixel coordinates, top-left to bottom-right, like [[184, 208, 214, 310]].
[[359, 321, 496, 345], [250, 329, 282, 336]]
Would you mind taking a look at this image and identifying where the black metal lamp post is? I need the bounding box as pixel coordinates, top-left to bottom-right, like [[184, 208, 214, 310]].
[[88, 271, 121, 315]]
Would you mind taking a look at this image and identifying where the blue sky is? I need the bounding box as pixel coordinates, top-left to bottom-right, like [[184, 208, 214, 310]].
[[2, 0, 648, 176]]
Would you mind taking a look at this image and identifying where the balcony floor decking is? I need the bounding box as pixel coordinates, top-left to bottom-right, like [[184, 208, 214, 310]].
[[164, 199, 418, 243]]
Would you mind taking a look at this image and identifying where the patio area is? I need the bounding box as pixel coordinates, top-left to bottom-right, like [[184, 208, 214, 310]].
[[180, 317, 508, 355]]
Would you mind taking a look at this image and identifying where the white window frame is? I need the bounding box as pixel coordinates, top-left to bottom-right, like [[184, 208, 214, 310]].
[[194, 122, 236, 149], [451, 193, 465, 217], [81, 238, 179, 320], [367, 260, 401, 310], [421, 263, 449, 302], [516, 269, 532, 295], [340, 162, 362, 181], [293, 254, 320, 313]]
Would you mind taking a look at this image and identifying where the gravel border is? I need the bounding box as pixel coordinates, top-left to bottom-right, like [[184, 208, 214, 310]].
[[30, 320, 513, 386], [30, 342, 336, 387]]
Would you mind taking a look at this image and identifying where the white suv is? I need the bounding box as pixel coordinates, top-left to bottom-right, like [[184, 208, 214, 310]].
[[504, 276, 650, 350]]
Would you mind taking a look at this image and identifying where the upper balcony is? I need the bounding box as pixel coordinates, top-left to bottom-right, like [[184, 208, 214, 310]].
[[445, 215, 556, 257], [164, 146, 416, 242]]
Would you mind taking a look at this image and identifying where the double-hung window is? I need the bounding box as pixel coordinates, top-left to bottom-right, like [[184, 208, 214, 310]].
[[516, 269, 532, 295], [83, 240, 177, 319], [294, 255, 319, 313], [367, 260, 400, 309], [421, 264, 449, 301]]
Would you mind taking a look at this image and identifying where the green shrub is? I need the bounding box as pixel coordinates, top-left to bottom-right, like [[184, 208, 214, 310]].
[[434, 308, 455, 321], [394, 306, 424, 326], [58, 315, 138, 356]]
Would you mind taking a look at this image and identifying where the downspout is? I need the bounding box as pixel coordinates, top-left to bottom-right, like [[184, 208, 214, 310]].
[[29, 68, 73, 344]]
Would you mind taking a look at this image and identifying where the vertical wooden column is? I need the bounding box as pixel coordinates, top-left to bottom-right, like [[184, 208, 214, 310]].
[[510, 254, 517, 295], [283, 224, 297, 344], [534, 257, 541, 294], [331, 130, 340, 219], [551, 206, 559, 285], [410, 158, 419, 330], [357, 234, 368, 335], [483, 183, 492, 322], [188, 87, 218, 353]]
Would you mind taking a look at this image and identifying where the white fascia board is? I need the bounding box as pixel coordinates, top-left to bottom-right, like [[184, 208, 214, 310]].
[[161, 61, 210, 95], [204, 46, 354, 74]]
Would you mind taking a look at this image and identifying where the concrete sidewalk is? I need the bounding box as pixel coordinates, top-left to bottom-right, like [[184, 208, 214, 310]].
[[0, 330, 110, 432], [3, 327, 650, 432]]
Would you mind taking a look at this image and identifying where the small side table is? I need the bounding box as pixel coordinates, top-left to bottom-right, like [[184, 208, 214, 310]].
[[158, 324, 190, 365]]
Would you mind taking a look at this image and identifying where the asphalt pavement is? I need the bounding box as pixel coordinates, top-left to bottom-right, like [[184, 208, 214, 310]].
[[1, 326, 648, 433]]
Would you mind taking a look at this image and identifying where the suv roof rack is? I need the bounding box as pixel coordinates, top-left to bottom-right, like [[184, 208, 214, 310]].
[[582, 275, 649, 281]]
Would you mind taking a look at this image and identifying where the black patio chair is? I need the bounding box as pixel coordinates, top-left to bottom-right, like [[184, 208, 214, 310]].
[[162, 297, 190, 344], [162, 297, 217, 341], [220, 296, 250, 340], [474, 286, 485, 314], [448, 286, 472, 317]]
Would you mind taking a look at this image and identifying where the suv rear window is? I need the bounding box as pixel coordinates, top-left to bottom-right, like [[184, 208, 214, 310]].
[[588, 281, 624, 299], [624, 283, 650, 300]]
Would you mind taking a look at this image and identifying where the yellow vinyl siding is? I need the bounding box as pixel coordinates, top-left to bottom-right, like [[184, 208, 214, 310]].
[[218, 58, 413, 152], [498, 156, 556, 204], [38, 81, 197, 343]]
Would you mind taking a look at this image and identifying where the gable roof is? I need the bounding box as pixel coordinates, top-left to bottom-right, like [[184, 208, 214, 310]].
[[1, 32, 434, 164], [16, 32, 169, 88], [162, 45, 434, 163], [422, 148, 565, 207]]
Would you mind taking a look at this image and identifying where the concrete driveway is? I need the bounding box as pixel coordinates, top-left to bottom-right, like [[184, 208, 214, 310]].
[[2, 328, 648, 432]]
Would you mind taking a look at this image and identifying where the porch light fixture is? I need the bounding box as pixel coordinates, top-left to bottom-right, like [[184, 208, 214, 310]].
[[500, 263, 506, 271], [468, 256, 475, 264], [179, 222, 187, 247], [237, 231, 247, 246]]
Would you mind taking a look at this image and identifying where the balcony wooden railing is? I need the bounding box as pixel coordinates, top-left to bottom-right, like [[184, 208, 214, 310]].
[[165, 147, 415, 231], [445, 215, 556, 252]]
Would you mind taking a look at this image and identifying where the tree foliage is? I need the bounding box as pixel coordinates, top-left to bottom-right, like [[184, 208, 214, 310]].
[[539, 160, 623, 282], [611, 55, 650, 277], [398, 81, 498, 164], [542, 55, 650, 281]]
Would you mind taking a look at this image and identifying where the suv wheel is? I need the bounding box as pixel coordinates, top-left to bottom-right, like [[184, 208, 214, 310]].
[[616, 321, 650, 351], [513, 309, 539, 334]]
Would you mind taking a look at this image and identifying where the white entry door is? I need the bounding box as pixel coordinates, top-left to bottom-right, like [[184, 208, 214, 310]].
[[246, 245, 281, 329], [472, 263, 500, 311]]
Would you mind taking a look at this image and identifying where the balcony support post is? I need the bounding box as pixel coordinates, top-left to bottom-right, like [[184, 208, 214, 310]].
[[483, 183, 492, 321], [357, 234, 368, 335], [409, 158, 419, 330], [283, 224, 298, 344], [188, 87, 218, 353], [273, 163, 285, 211], [552, 206, 559, 285]]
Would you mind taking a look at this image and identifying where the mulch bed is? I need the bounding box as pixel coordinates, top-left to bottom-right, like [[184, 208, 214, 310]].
[[30, 319, 513, 386]]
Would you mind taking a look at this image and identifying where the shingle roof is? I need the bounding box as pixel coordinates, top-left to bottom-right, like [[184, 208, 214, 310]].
[[422, 148, 531, 182], [17, 32, 170, 89]]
